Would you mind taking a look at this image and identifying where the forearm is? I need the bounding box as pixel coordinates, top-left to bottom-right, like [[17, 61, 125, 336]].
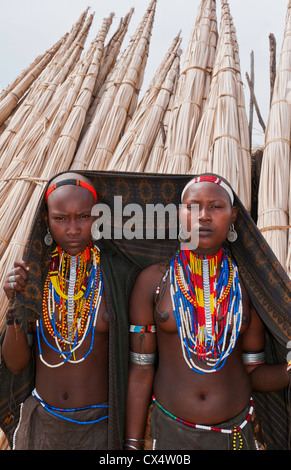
[[124, 363, 155, 449], [249, 363, 290, 392], [1, 324, 32, 374]]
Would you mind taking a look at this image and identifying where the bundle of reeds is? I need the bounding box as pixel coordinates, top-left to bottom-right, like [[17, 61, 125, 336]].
[[162, 0, 218, 174], [87, 0, 157, 170], [78, 9, 134, 145], [0, 39, 64, 128], [257, 0, 291, 275], [107, 33, 181, 172], [71, 1, 157, 171], [189, 0, 251, 211], [144, 92, 175, 173], [0, 12, 92, 177]]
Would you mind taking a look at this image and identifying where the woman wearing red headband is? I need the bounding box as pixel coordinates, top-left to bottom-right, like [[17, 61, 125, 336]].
[[124, 174, 290, 451], [2, 172, 112, 450]]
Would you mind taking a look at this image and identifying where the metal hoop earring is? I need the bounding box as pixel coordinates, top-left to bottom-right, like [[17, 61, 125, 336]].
[[227, 224, 238, 242]]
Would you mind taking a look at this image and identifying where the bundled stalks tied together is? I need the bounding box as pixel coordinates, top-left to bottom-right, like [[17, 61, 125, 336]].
[[189, 0, 251, 211], [107, 33, 182, 172], [162, 0, 218, 174], [257, 0, 291, 275]]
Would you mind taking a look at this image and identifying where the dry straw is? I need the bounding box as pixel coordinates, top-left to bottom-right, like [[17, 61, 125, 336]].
[[0, 13, 92, 177], [71, 2, 156, 171], [162, 0, 218, 174], [87, 0, 157, 171], [189, 0, 251, 212], [257, 0, 291, 275], [107, 34, 182, 172]]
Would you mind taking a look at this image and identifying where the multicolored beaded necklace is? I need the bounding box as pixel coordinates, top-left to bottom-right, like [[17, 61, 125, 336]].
[[170, 248, 242, 373], [37, 243, 103, 368]]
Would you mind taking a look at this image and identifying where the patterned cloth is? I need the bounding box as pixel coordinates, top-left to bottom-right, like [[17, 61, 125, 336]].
[[0, 170, 290, 450]]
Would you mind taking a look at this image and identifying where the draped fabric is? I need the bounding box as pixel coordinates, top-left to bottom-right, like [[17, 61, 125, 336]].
[[0, 170, 290, 449]]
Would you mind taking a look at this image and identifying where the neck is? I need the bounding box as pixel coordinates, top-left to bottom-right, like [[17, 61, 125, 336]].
[[58, 243, 92, 258], [182, 244, 224, 257]]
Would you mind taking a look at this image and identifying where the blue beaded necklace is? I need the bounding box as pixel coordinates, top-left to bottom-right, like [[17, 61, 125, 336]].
[[170, 249, 243, 373]]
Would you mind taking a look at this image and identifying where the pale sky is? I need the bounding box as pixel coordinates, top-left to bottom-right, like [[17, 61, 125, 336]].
[[0, 0, 289, 148]]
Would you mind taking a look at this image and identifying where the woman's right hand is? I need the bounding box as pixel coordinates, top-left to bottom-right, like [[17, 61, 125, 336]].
[[3, 260, 29, 299]]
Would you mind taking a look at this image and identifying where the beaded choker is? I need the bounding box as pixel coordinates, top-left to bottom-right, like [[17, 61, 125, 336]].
[[170, 248, 242, 373], [37, 243, 103, 367]]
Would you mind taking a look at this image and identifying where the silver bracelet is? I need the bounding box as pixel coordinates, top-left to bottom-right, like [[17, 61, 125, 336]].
[[123, 443, 140, 450], [129, 351, 156, 366], [242, 351, 265, 365], [124, 438, 143, 450]]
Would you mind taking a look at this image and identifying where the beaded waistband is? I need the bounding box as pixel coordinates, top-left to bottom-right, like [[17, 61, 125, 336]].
[[32, 389, 108, 425], [152, 394, 254, 435]]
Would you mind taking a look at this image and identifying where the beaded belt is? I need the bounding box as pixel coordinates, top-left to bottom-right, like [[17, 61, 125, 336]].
[[152, 394, 254, 448], [32, 389, 108, 425]]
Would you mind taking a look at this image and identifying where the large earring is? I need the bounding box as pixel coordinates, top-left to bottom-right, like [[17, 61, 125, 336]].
[[227, 224, 238, 242], [91, 221, 102, 241], [178, 224, 188, 243], [44, 228, 53, 246]]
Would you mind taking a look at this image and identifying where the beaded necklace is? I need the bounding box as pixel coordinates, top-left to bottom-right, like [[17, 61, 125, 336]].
[[37, 243, 103, 367], [170, 248, 242, 373]]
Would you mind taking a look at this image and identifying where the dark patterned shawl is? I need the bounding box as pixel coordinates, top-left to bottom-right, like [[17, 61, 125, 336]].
[[0, 170, 290, 450]]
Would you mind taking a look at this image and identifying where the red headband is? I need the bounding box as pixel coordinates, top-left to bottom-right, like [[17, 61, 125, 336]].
[[181, 175, 234, 204], [45, 179, 97, 203]]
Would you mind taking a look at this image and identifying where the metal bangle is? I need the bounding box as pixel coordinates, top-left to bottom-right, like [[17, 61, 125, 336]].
[[124, 438, 142, 442], [129, 351, 156, 366], [242, 351, 265, 365], [123, 443, 140, 450]]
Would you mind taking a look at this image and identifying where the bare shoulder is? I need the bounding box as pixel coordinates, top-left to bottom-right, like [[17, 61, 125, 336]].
[[132, 262, 168, 298], [137, 262, 167, 283], [129, 263, 168, 324]]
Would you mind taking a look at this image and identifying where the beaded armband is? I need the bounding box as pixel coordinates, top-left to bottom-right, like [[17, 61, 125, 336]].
[[129, 325, 156, 333], [242, 351, 265, 366], [129, 351, 156, 366]]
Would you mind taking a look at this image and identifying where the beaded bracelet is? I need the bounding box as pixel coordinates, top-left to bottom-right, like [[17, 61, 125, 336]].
[[129, 325, 156, 333]]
